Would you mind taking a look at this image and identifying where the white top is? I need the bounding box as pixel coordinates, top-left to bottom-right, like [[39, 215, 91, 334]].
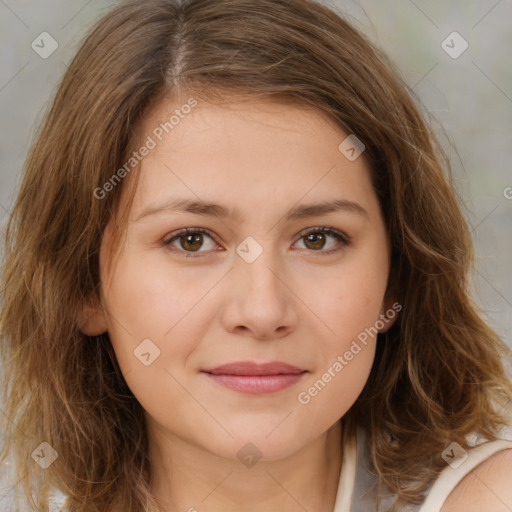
[[333, 427, 512, 512]]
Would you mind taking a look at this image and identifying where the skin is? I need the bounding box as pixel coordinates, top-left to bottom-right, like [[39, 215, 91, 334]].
[[441, 448, 512, 511], [82, 96, 398, 511]]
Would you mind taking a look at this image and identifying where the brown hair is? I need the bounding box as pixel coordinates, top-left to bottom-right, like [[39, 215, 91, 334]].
[[1, 0, 511, 511]]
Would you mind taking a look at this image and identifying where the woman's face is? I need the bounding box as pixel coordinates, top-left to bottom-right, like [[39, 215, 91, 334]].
[[88, 97, 396, 461]]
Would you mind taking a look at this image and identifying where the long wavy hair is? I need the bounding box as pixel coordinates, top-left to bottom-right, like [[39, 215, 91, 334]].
[[1, 0, 511, 511]]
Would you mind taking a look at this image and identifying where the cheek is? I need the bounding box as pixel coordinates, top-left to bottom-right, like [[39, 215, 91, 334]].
[[290, 246, 387, 419], [294, 338, 376, 443], [99, 250, 219, 374], [294, 271, 382, 429], [300, 254, 389, 350], [99, 252, 221, 422]]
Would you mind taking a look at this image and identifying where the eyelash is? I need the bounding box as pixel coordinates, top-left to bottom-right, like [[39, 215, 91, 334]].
[[162, 226, 351, 259]]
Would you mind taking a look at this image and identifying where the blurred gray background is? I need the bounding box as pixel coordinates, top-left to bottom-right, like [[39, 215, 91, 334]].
[[0, 0, 511, 505]]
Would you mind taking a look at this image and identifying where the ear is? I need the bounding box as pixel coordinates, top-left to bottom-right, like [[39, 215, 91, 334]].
[[377, 295, 401, 334], [78, 295, 108, 336]]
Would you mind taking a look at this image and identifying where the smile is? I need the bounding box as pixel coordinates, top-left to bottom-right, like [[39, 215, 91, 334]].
[[201, 361, 308, 394]]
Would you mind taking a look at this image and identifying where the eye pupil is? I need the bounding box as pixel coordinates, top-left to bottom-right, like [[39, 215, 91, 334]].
[[181, 233, 203, 251], [305, 233, 326, 250]]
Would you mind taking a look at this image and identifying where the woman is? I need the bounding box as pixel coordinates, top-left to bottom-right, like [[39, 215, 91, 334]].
[[1, 1, 512, 510]]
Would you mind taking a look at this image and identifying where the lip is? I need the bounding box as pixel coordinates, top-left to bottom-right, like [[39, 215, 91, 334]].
[[202, 361, 308, 395], [204, 361, 305, 376]]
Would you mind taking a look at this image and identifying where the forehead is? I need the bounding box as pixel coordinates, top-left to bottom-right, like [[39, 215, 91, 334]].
[[122, 96, 378, 223]]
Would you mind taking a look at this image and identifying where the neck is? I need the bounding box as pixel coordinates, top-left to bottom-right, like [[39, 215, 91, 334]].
[[148, 420, 343, 512]]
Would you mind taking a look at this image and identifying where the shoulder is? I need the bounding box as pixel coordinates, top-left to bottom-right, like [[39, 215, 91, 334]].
[[441, 447, 512, 511]]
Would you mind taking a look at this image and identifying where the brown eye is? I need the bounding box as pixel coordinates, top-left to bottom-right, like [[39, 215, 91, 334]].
[[179, 233, 204, 252], [164, 228, 218, 256], [303, 232, 327, 250], [295, 227, 350, 254]]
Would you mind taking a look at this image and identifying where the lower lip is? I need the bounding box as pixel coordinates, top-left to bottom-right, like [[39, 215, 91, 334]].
[[204, 372, 307, 394]]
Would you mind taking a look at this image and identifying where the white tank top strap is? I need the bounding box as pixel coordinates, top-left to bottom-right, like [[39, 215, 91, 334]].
[[418, 438, 512, 512], [332, 426, 357, 512]]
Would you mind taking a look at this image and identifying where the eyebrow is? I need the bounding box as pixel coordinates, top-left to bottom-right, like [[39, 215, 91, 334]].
[[134, 197, 369, 222]]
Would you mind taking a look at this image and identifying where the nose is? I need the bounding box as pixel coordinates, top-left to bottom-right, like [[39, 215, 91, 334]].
[[220, 242, 299, 341]]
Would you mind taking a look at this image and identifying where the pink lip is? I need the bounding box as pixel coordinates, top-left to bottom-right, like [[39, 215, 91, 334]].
[[202, 361, 307, 395]]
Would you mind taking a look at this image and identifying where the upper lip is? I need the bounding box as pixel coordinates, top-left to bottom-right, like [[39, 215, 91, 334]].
[[203, 361, 306, 376]]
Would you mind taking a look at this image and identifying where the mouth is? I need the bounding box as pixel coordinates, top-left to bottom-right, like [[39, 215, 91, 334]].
[[201, 361, 308, 395]]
